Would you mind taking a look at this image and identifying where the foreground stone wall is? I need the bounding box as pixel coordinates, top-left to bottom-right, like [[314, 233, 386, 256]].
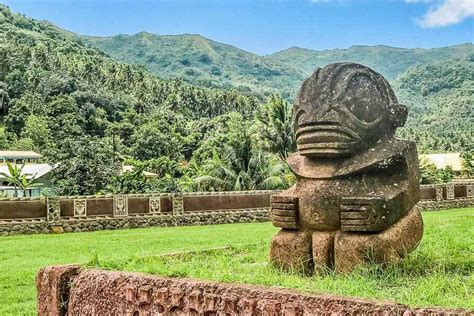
[[37, 265, 472, 315]]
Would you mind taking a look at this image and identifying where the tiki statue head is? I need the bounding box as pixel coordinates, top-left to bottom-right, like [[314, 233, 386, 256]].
[[294, 63, 407, 158]]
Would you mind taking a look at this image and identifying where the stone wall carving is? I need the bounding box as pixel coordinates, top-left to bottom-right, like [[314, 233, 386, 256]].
[[467, 184, 474, 198], [36, 265, 472, 315], [46, 197, 60, 222], [149, 196, 161, 213], [446, 184, 455, 200], [0, 210, 270, 236], [435, 186, 444, 201], [73, 199, 87, 217], [0, 187, 472, 236], [113, 194, 128, 217], [172, 193, 184, 215]]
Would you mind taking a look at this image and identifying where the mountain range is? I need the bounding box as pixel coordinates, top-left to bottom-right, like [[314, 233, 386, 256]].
[[77, 31, 473, 99]]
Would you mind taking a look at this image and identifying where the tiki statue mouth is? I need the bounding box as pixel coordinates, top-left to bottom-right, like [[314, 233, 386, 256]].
[[295, 123, 362, 157]]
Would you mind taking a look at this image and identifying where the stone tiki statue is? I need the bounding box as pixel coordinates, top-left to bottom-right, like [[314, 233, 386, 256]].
[[269, 63, 423, 274]]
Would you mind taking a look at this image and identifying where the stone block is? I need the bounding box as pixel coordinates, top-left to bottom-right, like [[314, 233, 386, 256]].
[[35, 266, 471, 315], [36, 264, 80, 316]]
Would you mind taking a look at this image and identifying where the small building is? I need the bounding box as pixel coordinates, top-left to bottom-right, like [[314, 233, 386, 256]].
[[121, 165, 158, 178], [419, 153, 463, 174], [0, 151, 55, 197], [0, 150, 43, 164]]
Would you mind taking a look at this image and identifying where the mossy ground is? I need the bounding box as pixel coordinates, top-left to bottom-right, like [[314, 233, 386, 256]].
[[0, 208, 472, 314]]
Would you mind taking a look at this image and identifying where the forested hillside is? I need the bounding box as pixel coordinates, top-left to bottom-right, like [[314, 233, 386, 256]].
[[79, 32, 302, 99], [0, 5, 292, 195], [395, 58, 474, 153], [268, 44, 473, 81], [78, 31, 472, 99]]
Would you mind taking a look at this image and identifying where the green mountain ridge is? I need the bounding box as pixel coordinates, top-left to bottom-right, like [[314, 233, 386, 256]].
[[76, 30, 473, 99], [269, 43, 473, 80], [78, 32, 304, 99]]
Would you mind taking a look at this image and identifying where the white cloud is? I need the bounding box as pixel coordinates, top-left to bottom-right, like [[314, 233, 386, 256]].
[[407, 0, 474, 27]]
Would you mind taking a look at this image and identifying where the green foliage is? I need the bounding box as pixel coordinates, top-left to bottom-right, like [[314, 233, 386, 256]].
[[0, 161, 26, 196], [0, 5, 263, 194], [130, 110, 186, 161], [254, 95, 295, 160], [461, 152, 474, 178], [106, 158, 184, 193], [269, 44, 473, 81], [1, 4, 472, 195], [78, 28, 473, 154], [0, 161, 39, 196], [80, 30, 473, 100], [419, 157, 455, 184], [0, 126, 10, 149], [192, 112, 294, 191], [51, 137, 120, 195], [20, 115, 53, 152], [79, 32, 301, 100], [395, 59, 473, 153], [0, 81, 9, 115]]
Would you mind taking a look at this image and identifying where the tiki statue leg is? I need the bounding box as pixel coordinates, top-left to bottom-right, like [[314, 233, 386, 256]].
[[269, 229, 312, 275]]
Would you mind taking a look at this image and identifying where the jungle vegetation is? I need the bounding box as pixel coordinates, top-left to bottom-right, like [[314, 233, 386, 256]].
[[0, 5, 472, 194]]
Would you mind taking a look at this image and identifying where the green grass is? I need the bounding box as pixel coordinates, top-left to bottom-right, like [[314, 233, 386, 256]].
[[0, 209, 472, 314]]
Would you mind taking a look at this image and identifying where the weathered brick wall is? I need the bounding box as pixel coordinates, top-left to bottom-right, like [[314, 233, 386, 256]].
[[36, 265, 472, 315]]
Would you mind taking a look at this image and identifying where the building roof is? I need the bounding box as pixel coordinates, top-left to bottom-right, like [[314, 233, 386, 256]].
[[121, 165, 158, 178], [0, 163, 55, 180], [419, 153, 463, 171], [0, 151, 43, 159]]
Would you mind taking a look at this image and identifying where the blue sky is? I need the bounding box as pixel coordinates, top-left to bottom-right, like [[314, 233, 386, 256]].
[[2, 0, 473, 55]]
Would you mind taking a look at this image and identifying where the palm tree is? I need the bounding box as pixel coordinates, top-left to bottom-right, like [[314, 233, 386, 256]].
[[19, 174, 41, 197], [255, 95, 296, 161], [0, 162, 30, 197], [195, 144, 292, 191]]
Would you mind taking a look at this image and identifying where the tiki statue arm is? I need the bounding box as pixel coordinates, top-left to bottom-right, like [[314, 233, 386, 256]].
[[270, 189, 298, 230]]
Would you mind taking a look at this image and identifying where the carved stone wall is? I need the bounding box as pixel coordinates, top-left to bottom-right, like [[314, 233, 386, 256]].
[[172, 193, 184, 215], [436, 186, 444, 201], [446, 184, 455, 200], [467, 184, 474, 198], [0, 186, 472, 235], [36, 265, 472, 315]]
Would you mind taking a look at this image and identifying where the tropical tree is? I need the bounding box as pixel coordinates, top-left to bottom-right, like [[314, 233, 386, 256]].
[[194, 145, 292, 191], [51, 137, 119, 195], [19, 174, 40, 197], [0, 162, 30, 197], [461, 152, 474, 178], [0, 81, 9, 115], [254, 95, 296, 161]]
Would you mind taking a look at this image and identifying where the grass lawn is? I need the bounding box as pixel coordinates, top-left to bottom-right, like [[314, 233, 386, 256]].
[[0, 208, 473, 314]]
